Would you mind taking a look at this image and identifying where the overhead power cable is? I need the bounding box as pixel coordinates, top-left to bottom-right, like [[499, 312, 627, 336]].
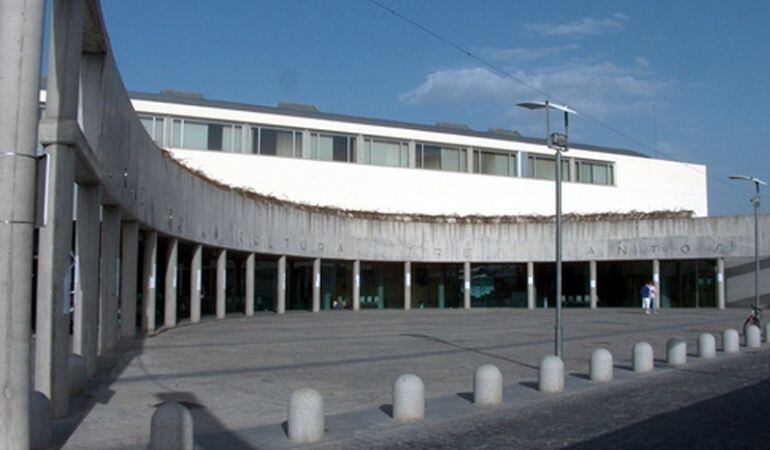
[[365, 0, 751, 195]]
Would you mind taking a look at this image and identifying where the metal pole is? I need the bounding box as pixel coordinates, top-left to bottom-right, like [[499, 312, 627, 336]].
[[544, 101, 561, 357], [754, 182, 760, 307]]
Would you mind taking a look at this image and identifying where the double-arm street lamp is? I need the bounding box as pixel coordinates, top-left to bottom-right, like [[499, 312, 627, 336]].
[[728, 175, 766, 308], [518, 100, 578, 358]]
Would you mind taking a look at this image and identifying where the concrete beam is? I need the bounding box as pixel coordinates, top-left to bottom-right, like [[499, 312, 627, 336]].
[[0, 0, 46, 443], [245, 253, 255, 316], [164, 238, 178, 328], [353, 260, 360, 311], [312, 258, 321, 312], [120, 221, 139, 338], [216, 249, 227, 319], [277, 256, 286, 314], [590, 260, 598, 309], [190, 245, 202, 323], [142, 230, 157, 333], [73, 185, 100, 376], [98, 205, 121, 355]]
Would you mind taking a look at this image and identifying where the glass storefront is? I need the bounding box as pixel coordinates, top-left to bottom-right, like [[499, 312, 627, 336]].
[[470, 263, 527, 307], [360, 262, 404, 308], [286, 259, 313, 311], [321, 260, 353, 310], [660, 259, 717, 307], [412, 263, 463, 308], [534, 262, 590, 308], [253, 256, 277, 311], [596, 260, 652, 307]]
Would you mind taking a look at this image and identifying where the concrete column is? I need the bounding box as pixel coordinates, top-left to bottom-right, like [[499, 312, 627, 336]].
[[98, 206, 121, 355], [356, 135, 365, 163], [73, 185, 100, 376], [216, 249, 227, 319], [142, 230, 158, 333], [277, 255, 287, 314], [527, 262, 535, 309], [408, 140, 417, 168], [0, 0, 46, 441], [463, 262, 471, 309], [404, 261, 412, 310], [120, 221, 139, 339], [589, 260, 598, 309], [164, 238, 178, 328], [652, 259, 661, 310], [466, 147, 474, 173], [312, 258, 321, 312], [245, 253, 255, 316], [35, 0, 86, 419], [301, 129, 311, 158], [717, 258, 726, 310], [190, 245, 202, 323], [352, 260, 361, 311]]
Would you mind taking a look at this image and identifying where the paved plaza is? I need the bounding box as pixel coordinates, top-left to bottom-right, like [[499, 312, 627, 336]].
[[59, 308, 757, 448]]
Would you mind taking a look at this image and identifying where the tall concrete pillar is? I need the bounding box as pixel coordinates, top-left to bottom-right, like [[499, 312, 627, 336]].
[[404, 261, 412, 310], [463, 262, 471, 309], [35, 0, 86, 419], [312, 258, 321, 312], [466, 147, 474, 173], [142, 230, 158, 333], [164, 238, 178, 327], [353, 260, 361, 311], [216, 249, 227, 319], [99, 206, 121, 355], [717, 258, 726, 310], [120, 221, 139, 339], [0, 0, 46, 443], [277, 255, 287, 314], [652, 259, 661, 310], [589, 260, 598, 309], [73, 185, 100, 376], [190, 244, 202, 323], [245, 253, 255, 316], [527, 262, 535, 309]]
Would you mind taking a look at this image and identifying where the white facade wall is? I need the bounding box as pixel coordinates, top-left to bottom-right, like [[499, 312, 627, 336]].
[[134, 98, 708, 217]]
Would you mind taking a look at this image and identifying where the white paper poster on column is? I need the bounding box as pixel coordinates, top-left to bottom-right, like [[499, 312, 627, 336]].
[[464, 280, 470, 290], [173, 266, 177, 289], [197, 269, 202, 291], [406, 273, 411, 287], [590, 280, 596, 289], [355, 274, 360, 288], [150, 262, 156, 289], [315, 273, 320, 288]]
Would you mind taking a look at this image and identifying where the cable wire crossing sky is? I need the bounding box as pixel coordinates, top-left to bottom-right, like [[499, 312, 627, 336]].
[[100, 0, 770, 216]]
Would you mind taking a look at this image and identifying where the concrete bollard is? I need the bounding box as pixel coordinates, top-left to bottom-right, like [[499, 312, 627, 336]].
[[723, 329, 740, 353], [666, 337, 687, 366], [150, 402, 194, 450], [474, 364, 503, 406], [393, 374, 425, 421], [30, 391, 53, 450], [287, 388, 324, 444], [69, 354, 88, 394], [746, 325, 761, 349], [590, 348, 613, 382], [698, 333, 716, 358], [538, 355, 564, 393], [632, 342, 654, 373]]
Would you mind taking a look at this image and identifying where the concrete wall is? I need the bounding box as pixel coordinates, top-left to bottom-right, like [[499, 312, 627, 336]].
[[169, 148, 707, 217], [725, 257, 770, 307]]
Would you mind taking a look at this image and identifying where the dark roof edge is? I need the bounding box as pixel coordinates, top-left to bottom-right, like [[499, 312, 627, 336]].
[[130, 91, 651, 159]]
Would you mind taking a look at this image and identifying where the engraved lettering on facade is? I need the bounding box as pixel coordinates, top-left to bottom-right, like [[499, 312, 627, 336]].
[[463, 247, 472, 258], [650, 245, 659, 254], [337, 244, 344, 254], [300, 241, 307, 250], [284, 238, 290, 249], [587, 247, 596, 256], [434, 248, 441, 257], [681, 244, 691, 254], [617, 245, 627, 255], [318, 242, 325, 252]]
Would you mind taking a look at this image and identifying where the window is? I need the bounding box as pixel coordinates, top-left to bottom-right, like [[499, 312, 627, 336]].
[[528, 154, 570, 181], [363, 138, 408, 167], [138, 115, 164, 145], [170, 118, 241, 152], [474, 149, 516, 176], [310, 132, 356, 162], [251, 126, 302, 157], [416, 143, 467, 172], [576, 159, 614, 185]]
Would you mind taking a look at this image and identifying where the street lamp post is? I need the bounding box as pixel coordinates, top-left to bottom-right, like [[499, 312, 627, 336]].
[[729, 175, 766, 308], [518, 100, 577, 358]]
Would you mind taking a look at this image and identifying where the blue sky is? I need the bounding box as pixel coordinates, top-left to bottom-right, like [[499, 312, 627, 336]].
[[100, 0, 770, 216]]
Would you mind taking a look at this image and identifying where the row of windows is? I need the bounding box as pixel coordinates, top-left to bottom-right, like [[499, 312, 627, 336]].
[[139, 114, 615, 185]]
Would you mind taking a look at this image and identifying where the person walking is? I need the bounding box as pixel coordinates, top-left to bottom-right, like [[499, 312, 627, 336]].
[[641, 282, 651, 314], [649, 281, 658, 314]]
